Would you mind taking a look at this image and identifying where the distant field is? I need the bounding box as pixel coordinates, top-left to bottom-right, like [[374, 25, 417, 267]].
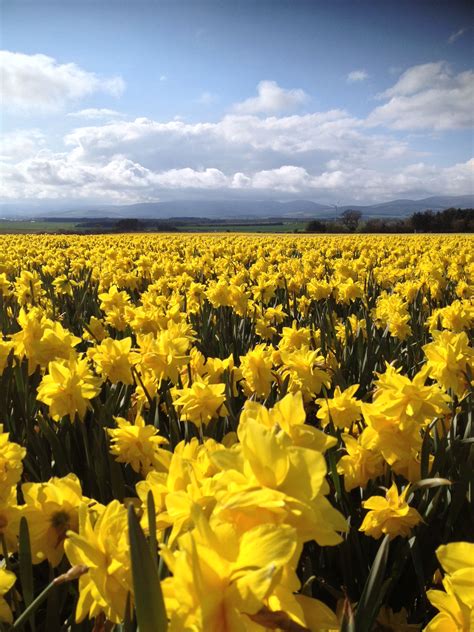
[[0, 220, 308, 234], [0, 220, 79, 233], [182, 221, 306, 232]]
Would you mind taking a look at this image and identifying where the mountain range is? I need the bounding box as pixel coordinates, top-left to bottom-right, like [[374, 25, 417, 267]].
[[0, 194, 472, 220]]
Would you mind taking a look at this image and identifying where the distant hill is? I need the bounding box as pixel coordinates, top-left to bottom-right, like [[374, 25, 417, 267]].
[[337, 195, 474, 217], [1, 194, 472, 220]]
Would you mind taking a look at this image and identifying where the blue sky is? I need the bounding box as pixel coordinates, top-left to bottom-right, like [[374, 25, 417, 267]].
[[1, 0, 473, 207]]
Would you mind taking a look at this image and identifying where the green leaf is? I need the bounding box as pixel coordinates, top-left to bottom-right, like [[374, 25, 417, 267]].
[[355, 534, 391, 631], [147, 491, 158, 570], [37, 416, 71, 476], [123, 592, 135, 632], [108, 450, 126, 503], [128, 504, 168, 632], [19, 517, 35, 631]]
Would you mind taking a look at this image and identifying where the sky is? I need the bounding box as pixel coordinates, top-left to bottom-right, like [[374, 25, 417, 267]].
[[0, 0, 473, 208]]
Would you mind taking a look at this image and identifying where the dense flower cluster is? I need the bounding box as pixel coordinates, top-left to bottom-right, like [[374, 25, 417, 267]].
[[0, 233, 472, 631]]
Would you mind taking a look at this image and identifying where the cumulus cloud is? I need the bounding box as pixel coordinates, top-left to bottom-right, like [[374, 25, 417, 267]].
[[0, 51, 125, 111], [1, 69, 472, 205], [447, 28, 468, 44], [62, 110, 408, 176], [347, 70, 368, 83], [67, 108, 124, 119], [308, 159, 474, 200], [0, 129, 47, 161], [247, 166, 310, 192], [368, 62, 474, 129], [2, 143, 472, 204], [232, 80, 308, 114]]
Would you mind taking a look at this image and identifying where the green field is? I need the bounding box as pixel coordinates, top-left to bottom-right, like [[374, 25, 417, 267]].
[[182, 221, 306, 233], [0, 220, 79, 233], [0, 220, 308, 234]]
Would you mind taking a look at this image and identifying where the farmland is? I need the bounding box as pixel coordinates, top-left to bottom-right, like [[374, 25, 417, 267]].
[[0, 233, 472, 631]]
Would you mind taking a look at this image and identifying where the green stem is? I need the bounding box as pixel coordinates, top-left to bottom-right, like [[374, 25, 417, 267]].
[[12, 582, 56, 630]]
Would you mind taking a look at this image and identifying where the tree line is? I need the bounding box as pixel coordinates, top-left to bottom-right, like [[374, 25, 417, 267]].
[[306, 208, 474, 233]]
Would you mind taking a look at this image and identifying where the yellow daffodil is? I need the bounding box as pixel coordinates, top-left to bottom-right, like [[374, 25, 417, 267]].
[[0, 488, 22, 553], [64, 500, 131, 624], [360, 482, 422, 540], [36, 356, 102, 421], [0, 340, 13, 375], [316, 384, 362, 429], [161, 513, 298, 631], [0, 424, 25, 502], [88, 336, 136, 385], [279, 347, 331, 401], [21, 473, 98, 566], [423, 330, 473, 397], [172, 379, 228, 427], [337, 427, 385, 491], [240, 391, 336, 452], [424, 542, 474, 631], [0, 568, 16, 623], [108, 414, 170, 475], [239, 344, 275, 398]]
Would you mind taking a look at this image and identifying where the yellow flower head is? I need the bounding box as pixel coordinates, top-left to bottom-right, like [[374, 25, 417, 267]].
[[279, 347, 331, 401], [423, 330, 473, 397], [316, 384, 362, 429], [64, 500, 131, 624], [108, 414, 170, 475], [161, 513, 298, 632], [239, 344, 275, 398], [37, 356, 102, 421], [240, 391, 336, 452], [371, 364, 451, 432], [425, 541, 474, 631], [212, 418, 347, 546], [0, 488, 22, 553], [0, 340, 13, 376], [14, 270, 45, 306], [88, 336, 135, 385], [172, 379, 228, 427], [82, 316, 107, 343], [337, 427, 385, 491], [137, 326, 191, 386], [22, 473, 95, 567], [0, 568, 16, 624], [359, 482, 422, 540], [0, 424, 26, 503]]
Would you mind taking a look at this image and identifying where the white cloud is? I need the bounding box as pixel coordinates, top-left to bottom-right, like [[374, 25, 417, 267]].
[[2, 144, 472, 204], [314, 159, 474, 199], [0, 129, 47, 160], [1, 71, 471, 205], [347, 70, 368, 83], [0, 50, 125, 112], [448, 28, 468, 44], [232, 80, 308, 114], [368, 62, 474, 130], [159, 75, 167, 81], [67, 108, 124, 119], [248, 166, 310, 192], [63, 110, 408, 175], [151, 167, 228, 189], [378, 62, 451, 98]]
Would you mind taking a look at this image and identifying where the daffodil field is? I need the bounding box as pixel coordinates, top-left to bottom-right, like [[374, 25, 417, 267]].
[[0, 233, 473, 632]]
